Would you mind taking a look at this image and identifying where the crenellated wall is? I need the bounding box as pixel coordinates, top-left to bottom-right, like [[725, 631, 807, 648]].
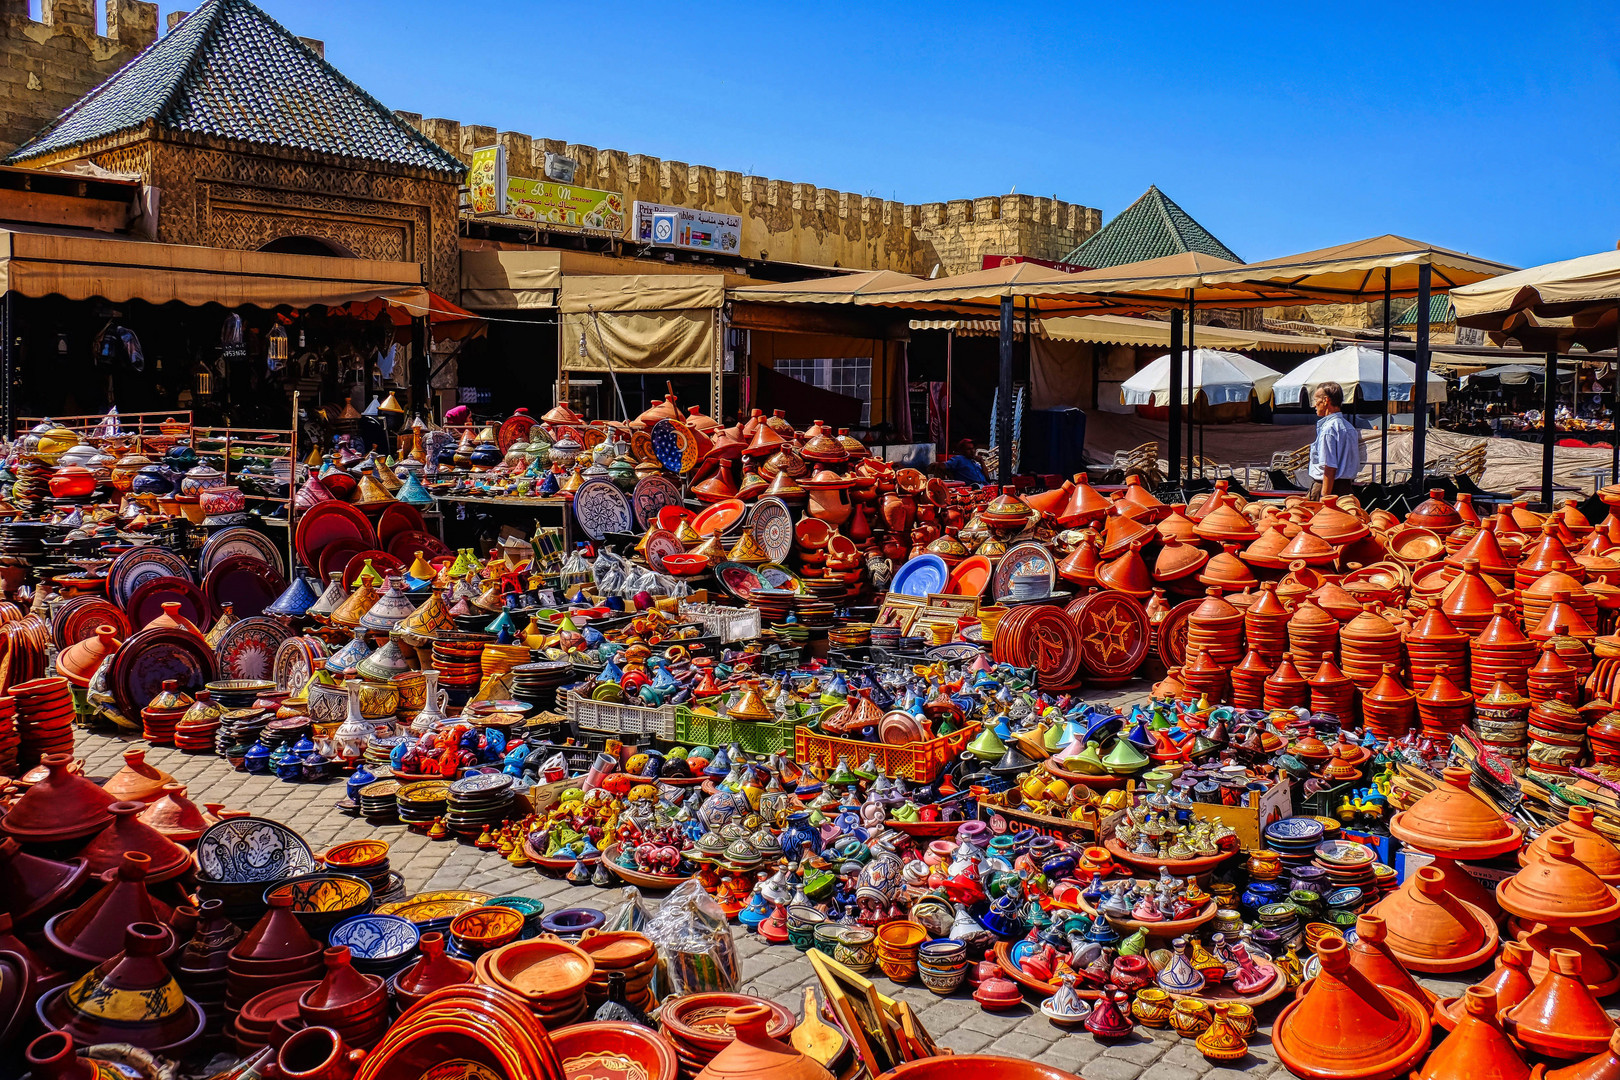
[[396, 112, 1102, 276], [0, 0, 160, 158]]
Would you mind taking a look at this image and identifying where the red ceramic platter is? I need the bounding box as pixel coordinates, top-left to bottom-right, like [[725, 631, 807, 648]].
[[642, 529, 684, 573], [948, 554, 993, 597], [216, 617, 296, 682], [110, 626, 216, 721], [550, 1021, 678, 1080], [342, 551, 405, 588], [376, 504, 427, 549], [317, 540, 367, 583], [1156, 598, 1201, 669], [51, 595, 131, 650], [656, 505, 695, 531], [126, 575, 209, 631], [203, 555, 288, 620], [385, 530, 451, 563], [294, 502, 375, 577], [1069, 592, 1149, 684], [691, 499, 745, 537], [497, 413, 536, 453]]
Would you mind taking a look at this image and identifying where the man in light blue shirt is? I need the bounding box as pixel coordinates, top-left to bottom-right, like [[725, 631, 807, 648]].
[[1309, 381, 1363, 500]]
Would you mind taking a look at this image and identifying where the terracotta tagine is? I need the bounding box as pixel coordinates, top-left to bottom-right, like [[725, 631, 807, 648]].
[[1503, 948, 1616, 1060], [0, 835, 89, 929], [137, 784, 219, 844], [1496, 834, 1620, 929], [44, 851, 175, 970], [56, 625, 123, 689], [0, 754, 116, 844], [694, 1003, 833, 1080], [38, 922, 207, 1055], [1522, 806, 1620, 884], [1346, 914, 1436, 1009], [1416, 987, 1534, 1080], [1545, 1033, 1620, 1080], [101, 748, 174, 804], [391, 932, 472, 1009], [1272, 938, 1430, 1080], [1388, 767, 1524, 858], [1434, 942, 1535, 1032], [76, 801, 193, 883], [1370, 866, 1498, 973]]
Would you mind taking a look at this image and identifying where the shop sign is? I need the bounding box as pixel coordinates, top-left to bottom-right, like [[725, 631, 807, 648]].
[[470, 146, 626, 233], [633, 201, 742, 254]]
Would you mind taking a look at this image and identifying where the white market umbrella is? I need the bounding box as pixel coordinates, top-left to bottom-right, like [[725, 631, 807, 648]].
[[1271, 345, 1448, 407], [1121, 348, 1281, 407]]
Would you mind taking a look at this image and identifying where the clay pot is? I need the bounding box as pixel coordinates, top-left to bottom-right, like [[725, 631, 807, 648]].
[[1389, 767, 1525, 858], [1157, 505, 1198, 542], [1272, 938, 1430, 1080], [1058, 475, 1113, 527], [1407, 489, 1463, 531], [1152, 536, 1209, 582], [1416, 987, 1533, 1080], [1308, 503, 1370, 545], [38, 922, 206, 1055], [1347, 914, 1436, 1009], [1523, 806, 1620, 884], [1199, 543, 1257, 590], [276, 1026, 362, 1080], [1096, 543, 1153, 599], [23, 1032, 104, 1080], [77, 801, 192, 883], [1545, 1033, 1620, 1080], [137, 784, 218, 843], [1099, 506, 1155, 559], [1496, 834, 1620, 928], [56, 625, 123, 690], [1369, 866, 1498, 973], [1434, 942, 1535, 1032], [1196, 502, 1259, 545], [1503, 948, 1617, 1060], [44, 851, 175, 970], [1263, 657, 1310, 711], [231, 893, 322, 964], [0, 754, 115, 844], [694, 1002, 834, 1080], [0, 835, 89, 929], [1441, 559, 1503, 635]]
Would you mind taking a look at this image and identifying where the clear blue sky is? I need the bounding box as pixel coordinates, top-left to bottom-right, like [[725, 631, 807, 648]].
[[250, 0, 1618, 269]]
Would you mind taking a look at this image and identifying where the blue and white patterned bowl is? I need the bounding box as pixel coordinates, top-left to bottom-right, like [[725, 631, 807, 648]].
[[329, 913, 420, 961]]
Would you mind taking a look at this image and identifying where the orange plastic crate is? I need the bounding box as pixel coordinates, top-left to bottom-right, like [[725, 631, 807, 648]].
[[793, 722, 979, 782]]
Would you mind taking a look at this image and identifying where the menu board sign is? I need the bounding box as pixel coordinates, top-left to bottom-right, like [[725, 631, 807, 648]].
[[470, 146, 626, 233]]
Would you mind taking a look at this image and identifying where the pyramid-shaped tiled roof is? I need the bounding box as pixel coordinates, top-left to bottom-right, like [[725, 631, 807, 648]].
[[6, 0, 463, 176], [1060, 186, 1240, 269], [1395, 294, 1454, 326]]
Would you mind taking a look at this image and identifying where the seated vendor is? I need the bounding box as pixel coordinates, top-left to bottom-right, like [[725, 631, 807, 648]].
[[944, 439, 990, 484]]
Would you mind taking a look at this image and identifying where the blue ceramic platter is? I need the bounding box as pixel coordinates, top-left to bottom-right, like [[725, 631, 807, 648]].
[[329, 913, 420, 959], [892, 554, 948, 597], [1264, 817, 1325, 844]]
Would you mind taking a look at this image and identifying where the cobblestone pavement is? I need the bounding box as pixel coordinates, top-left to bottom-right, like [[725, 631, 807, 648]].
[[73, 725, 1481, 1080]]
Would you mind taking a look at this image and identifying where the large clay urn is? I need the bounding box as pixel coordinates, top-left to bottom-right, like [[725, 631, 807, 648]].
[[694, 1003, 833, 1080], [1370, 866, 1498, 973], [1416, 987, 1534, 1080], [880, 491, 916, 535], [1272, 938, 1431, 1080]]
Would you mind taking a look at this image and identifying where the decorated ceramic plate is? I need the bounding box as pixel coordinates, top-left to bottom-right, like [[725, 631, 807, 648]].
[[294, 501, 376, 577], [1265, 818, 1326, 844], [110, 626, 217, 721], [642, 528, 685, 573], [892, 554, 948, 597], [497, 412, 536, 454], [630, 430, 658, 464], [650, 418, 698, 475], [755, 563, 804, 593], [748, 497, 794, 563], [200, 527, 286, 579], [273, 635, 326, 692], [573, 478, 634, 541], [329, 913, 420, 960], [992, 541, 1056, 601], [203, 555, 287, 620], [216, 617, 295, 681], [691, 499, 745, 537], [125, 575, 208, 632], [632, 475, 683, 530], [109, 545, 192, 607], [195, 816, 316, 883], [715, 562, 766, 601], [51, 594, 131, 650], [380, 897, 486, 924]]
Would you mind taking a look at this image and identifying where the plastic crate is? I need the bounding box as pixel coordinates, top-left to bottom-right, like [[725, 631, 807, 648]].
[[675, 706, 796, 756], [679, 602, 761, 643], [793, 722, 979, 783], [562, 689, 678, 741]]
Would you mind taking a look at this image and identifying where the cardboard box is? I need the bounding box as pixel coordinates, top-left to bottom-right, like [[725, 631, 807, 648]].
[[1193, 779, 1293, 850]]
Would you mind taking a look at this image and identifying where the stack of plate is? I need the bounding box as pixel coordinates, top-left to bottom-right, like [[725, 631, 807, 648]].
[[751, 589, 797, 625], [1263, 817, 1327, 869], [432, 632, 492, 703], [793, 597, 835, 630], [1253, 901, 1302, 952], [358, 779, 400, 820], [0, 520, 51, 560], [0, 695, 16, 775], [174, 706, 222, 752], [12, 676, 75, 765], [207, 679, 275, 711], [396, 780, 450, 827], [1313, 839, 1379, 892], [218, 707, 271, 758], [445, 772, 515, 837], [364, 735, 408, 773], [510, 661, 573, 714], [804, 576, 850, 605]]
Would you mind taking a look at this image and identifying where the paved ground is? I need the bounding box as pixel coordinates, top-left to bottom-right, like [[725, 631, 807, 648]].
[[72, 727, 1481, 1080]]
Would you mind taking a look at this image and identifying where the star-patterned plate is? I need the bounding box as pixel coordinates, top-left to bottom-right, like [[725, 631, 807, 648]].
[[632, 474, 683, 529], [650, 418, 699, 474], [573, 478, 633, 541], [1066, 592, 1148, 683], [216, 616, 295, 682], [748, 497, 794, 564]]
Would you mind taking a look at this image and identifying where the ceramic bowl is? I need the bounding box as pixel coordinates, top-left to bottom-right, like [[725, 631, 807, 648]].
[[476, 936, 595, 1004], [263, 873, 373, 941], [918, 962, 966, 995]]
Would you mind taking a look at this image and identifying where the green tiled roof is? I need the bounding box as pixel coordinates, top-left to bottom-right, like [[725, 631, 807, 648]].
[[1060, 186, 1240, 268], [1395, 294, 1455, 326], [6, 0, 463, 176]]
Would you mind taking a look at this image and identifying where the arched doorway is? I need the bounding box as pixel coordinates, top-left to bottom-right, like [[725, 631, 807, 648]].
[[258, 235, 357, 258]]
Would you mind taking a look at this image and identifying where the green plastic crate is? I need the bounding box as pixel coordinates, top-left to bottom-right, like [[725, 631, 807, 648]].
[[674, 706, 796, 755]]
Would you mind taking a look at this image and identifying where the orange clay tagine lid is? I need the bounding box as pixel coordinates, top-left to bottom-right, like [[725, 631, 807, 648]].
[[1348, 913, 1437, 1009], [1503, 948, 1617, 1060], [1522, 806, 1620, 884], [1435, 942, 1535, 1033], [101, 748, 174, 804], [1496, 834, 1620, 927], [1272, 937, 1431, 1080], [1370, 865, 1499, 973], [695, 1003, 834, 1080], [1416, 986, 1533, 1080], [1096, 542, 1154, 599], [1388, 767, 1525, 858]]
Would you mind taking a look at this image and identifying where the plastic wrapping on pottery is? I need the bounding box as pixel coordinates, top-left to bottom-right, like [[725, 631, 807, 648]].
[[604, 887, 648, 933], [645, 878, 740, 998]]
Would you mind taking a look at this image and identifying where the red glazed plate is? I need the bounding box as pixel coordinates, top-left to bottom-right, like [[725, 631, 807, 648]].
[[126, 575, 208, 631], [377, 504, 427, 549], [386, 530, 452, 564], [203, 555, 287, 620], [343, 550, 405, 588], [691, 499, 745, 537], [110, 626, 217, 721], [294, 502, 375, 577]]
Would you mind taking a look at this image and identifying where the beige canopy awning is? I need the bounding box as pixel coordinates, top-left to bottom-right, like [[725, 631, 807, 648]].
[[728, 269, 922, 305], [910, 313, 1330, 352], [854, 259, 1127, 313], [459, 248, 561, 310], [1452, 250, 1620, 321], [559, 274, 723, 374], [0, 228, 426, 309], [1194, 235, 1517, 304]]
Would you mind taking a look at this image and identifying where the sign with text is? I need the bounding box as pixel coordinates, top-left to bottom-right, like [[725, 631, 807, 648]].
[[633, 200, 742, 254], [470, 146, 626, 233]]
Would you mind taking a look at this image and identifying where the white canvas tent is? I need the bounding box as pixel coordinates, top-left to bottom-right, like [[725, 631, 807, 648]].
[[1120, 348, 1281, 407], [1270, 345, 1448, 407]]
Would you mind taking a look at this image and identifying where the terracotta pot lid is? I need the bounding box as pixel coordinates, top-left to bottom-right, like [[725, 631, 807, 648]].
[[1389, 767, 1525, 858], [0, 754, 115, 843], [1524, 569, 1588, 600], [1198, 544, 1257, 588], [1099, 508, 1155, 559], [1348, 915, 1437, 1009], [1272, 938, 1431, 1080], [1497, 835, 1620, 926], [1157, 506, 1198, 542], [1416, 986, 1533, 1080], [1407, 607, 1467, 645], [1371, 867, 1499, 973], [1308, 504, 1371, 545], [78, 801, 193, 882], [1097, 544, 1153, 599], [1195, 503, 1259, 545], [1522, 807, 1620, 884], [1151, 536, 1209, 582], [1241, 526, 1292, 568], [1279, 529, 1337, 565], [1407, 490, 1462, 531], [1058, 477, 1113, 526], [1502, 948, 1617, 1059]]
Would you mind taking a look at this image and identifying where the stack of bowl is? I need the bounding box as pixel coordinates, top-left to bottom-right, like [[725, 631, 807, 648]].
[[876, 920, 927, 984], [297, 946, 389, 1050], [658, 992, 796, 1076], [448, 905, 526, 960], [319, 839, 394, 899], [785, 905, 825, 952], [232, 982, 318, 1055], [917, 938, 968, 995], [328, 913, 421, 979], [486, 895, 547, 938], [576, 929, 658, 1012], [474, 934, 595, 1028], [262, 873, 373, 944]]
